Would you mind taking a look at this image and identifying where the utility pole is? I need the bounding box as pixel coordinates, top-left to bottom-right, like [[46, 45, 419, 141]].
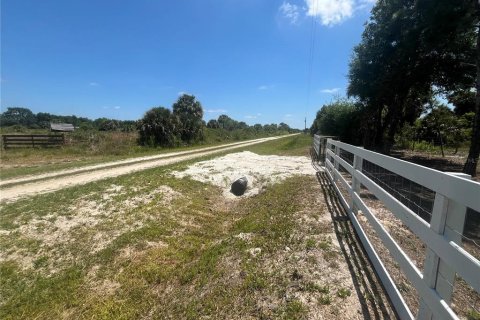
[[304, 117, 307, 134]]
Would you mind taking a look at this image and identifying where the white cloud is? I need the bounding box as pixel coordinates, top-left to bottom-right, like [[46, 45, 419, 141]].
[[320, 87, 341, 94], [279, 2, 301, 24], [245, 112, 263, 119], [284, 114, 293, 118], [89, 82, 99, 86], [206, 109, 227, 113], [305, 0, 354, 26], [258, 85, 274, 90], [356, 0, 376, 10], [114, 106, 121, 109]]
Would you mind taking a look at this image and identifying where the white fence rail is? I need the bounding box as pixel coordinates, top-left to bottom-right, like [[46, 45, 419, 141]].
[[321, 138, 480, 320], [313, 135, 337, 162]]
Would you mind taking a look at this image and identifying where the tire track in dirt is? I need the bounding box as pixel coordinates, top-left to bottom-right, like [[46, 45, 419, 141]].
[[0, 135, 296, 203]]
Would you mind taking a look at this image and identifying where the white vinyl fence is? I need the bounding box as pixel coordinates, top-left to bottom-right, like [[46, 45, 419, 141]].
[[313, 135, 337, 162], [314, 135, 480, 320]]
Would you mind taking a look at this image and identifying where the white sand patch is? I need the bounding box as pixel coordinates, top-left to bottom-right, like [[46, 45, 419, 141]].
[[235, 232, 254, 242], [123, 185, 182, 208], [171, 151, 315, 198], [102, 184, 125, 201], [0, 184, 182, 272]]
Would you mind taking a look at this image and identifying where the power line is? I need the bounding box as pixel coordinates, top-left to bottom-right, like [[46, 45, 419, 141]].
[[306, 0, 318, 131]]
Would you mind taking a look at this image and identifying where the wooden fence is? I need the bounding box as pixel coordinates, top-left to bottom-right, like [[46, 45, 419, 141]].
[[314, 135, 480, 320], [2, 134, 65, 148]]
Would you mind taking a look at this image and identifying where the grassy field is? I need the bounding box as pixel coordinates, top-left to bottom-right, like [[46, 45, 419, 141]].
[[3, 134, 386, 319]]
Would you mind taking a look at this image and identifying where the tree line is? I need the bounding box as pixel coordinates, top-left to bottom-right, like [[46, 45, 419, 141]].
[[137, 94, 296, 147], [1, 94, 297, 147], [0, 107, 136, 132], [311, 0, 479, 176]]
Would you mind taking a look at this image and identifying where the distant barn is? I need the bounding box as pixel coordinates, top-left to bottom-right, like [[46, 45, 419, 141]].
[[50, 123, 75, 132]]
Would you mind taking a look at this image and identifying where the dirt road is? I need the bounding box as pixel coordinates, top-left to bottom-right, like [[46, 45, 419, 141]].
[[0, 135, 295, 203]]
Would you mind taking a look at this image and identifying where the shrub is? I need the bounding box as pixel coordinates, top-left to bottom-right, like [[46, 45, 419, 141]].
[[137, 107, 180, 147]]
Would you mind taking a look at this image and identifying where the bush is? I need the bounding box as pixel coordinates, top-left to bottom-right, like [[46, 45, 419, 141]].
[[137, 107, 180, 147]]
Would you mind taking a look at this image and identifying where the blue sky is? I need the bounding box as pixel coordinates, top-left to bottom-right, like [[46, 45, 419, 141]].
[[1, 0, 374, 129]]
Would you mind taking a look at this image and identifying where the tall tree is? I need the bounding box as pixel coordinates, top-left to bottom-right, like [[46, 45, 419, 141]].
[[348, 0, 478, 174], [414, 0, 478, 175], [348, 0, 431, 152], [172, 94, 204, 143], [465, 14, 480, 176]]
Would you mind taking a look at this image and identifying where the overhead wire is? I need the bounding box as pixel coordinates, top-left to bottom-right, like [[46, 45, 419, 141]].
[[306, 0, 318, 131]]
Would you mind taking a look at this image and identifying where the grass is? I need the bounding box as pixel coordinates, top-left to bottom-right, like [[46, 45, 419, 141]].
[[240, 133, 312, 156], [467, 309, 480, 320], [0, 135, 311, 318], [0, 134, 376, 319], [337, 288, 351, 299]]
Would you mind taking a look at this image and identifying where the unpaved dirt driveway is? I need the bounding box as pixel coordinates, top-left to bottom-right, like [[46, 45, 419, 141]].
[[0, 135, 295, 203]]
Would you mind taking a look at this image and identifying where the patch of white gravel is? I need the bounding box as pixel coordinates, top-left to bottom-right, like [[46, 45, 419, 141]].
[[171, 151, 315, 199]]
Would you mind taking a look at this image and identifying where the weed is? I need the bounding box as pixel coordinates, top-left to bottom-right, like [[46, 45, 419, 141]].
[[304, 281, 329, 294], [281, 299, 308, 319], [318, 236, 332, 250], [243, 271, 267, 292], [318, 294, 332, 305], [467, 309, 480, 320], [337, 288, 351, 299], [305, 238, 316, 251], [33, 256, 48, 269]]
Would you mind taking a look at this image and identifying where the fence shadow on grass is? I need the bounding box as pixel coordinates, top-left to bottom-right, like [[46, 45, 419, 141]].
[[316, 171, 398, 320], [310, 147, 324, 172]]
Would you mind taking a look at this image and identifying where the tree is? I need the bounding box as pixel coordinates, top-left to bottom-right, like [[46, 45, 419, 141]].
[[237, 121, 248, 130], [311, 99, 362, 144], [137, 107, 180, 147], [206, 119, 219, 129], [217, 114, 239, 131], [420, 104, 460, 156], [348, 0, 479, 174], [413, 0, 478, 174], [279, 122, 290, 132], [348, 0, 434, 152], [253, 124, 263, 132], [464, 1, 480, 176], [0, 107, 36, 127], [449, 91, 476, 116], [172, 94, 204, 143]]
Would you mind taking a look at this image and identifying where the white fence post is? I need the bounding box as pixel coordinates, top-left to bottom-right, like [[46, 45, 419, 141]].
[[418, 173, 471, 319], [333, 144, 340, 183], [350, 153, 363, 215]]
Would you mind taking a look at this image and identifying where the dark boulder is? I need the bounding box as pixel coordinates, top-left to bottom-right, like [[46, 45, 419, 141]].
[[231, 176, 248, 196]]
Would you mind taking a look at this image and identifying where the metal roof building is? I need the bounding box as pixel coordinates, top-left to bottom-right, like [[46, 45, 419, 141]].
[[50, 123, 75, 132]]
